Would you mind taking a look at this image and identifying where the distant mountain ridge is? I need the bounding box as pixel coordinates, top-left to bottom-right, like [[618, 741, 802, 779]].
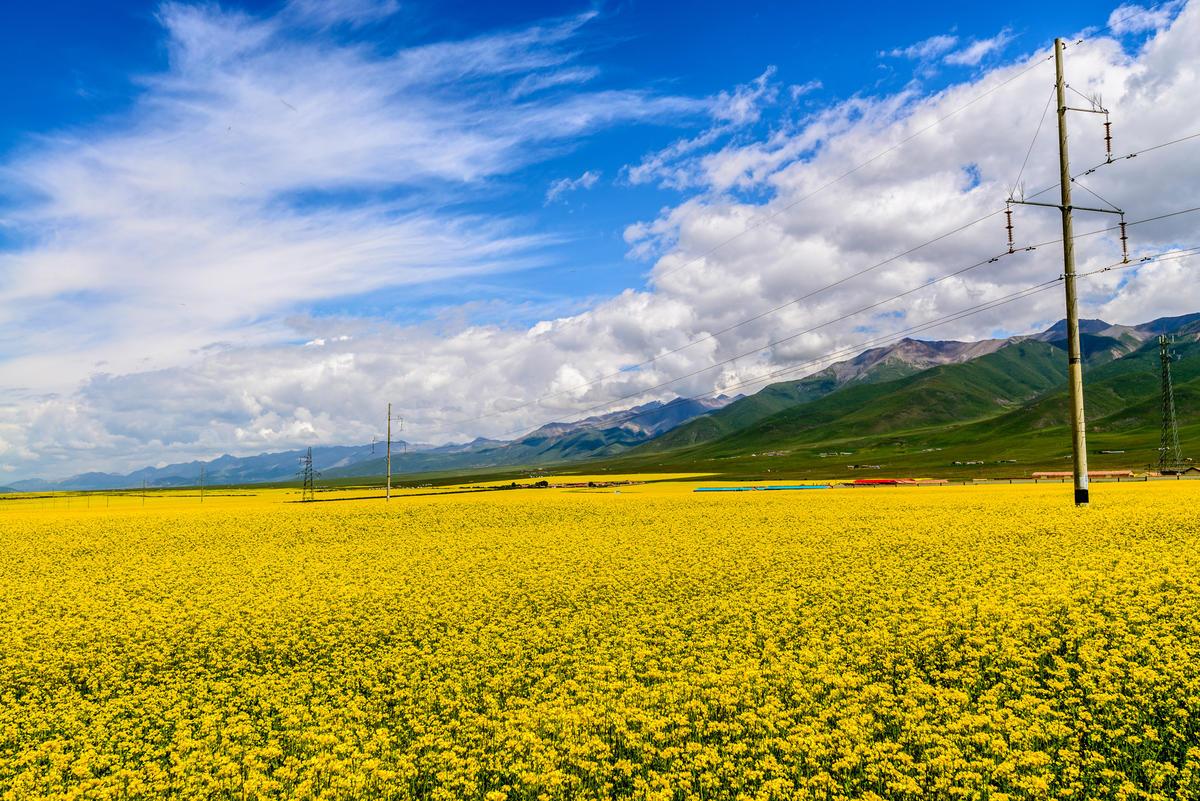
[[10, 396, 736, 491], [12, 312, 1199, 490], [9, 443, 387, 492], [606, 311, 1200, 477], [638, 335, 1012, 454]]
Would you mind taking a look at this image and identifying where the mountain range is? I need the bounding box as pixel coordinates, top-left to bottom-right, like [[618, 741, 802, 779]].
[[7, 396, 735, 492], [9, 311, 1199, 491], [607, 311, 1200, 478]]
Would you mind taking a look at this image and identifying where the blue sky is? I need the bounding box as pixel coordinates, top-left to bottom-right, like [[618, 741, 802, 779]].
[[1, 0, 1196, 479], [0, 0, 1125, 315]]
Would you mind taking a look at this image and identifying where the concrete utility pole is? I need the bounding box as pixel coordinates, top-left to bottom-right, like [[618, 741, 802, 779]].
[[375, 406, 404, 502], [1055, 37, 1090, 507], [1011, 38, 1122, 504], [386, 402, 392, 502]]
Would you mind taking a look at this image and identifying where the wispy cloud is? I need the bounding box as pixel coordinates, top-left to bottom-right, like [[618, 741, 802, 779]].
[[0, 2, 704, 477], [882, 34, 959, 61], [622, 67, 784, 189], [512, 66, 600, 97], [283, 0, 400, 28], [944, 28, 1014, 66], [789, 80, 823, 101], [545, 170, 601, 203]]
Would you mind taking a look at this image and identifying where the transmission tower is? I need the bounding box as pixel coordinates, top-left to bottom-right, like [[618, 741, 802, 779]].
[[1159, 334, 1185, 472], [299, 447, 319, 502]]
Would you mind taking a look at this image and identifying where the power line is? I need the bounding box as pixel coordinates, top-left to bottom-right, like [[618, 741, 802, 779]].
[[487, 245, 1040, 434], [453, 127, 1200, 433], [452, 206, 1006, 428], [445, 31, 1200, 430], [642, 18, 1146, 289], [477, 231, 1200, 441], [408, 22, 1199, 441], [485, 281, 1064, 440], [1076, 130, 1200, 177], [1010, 84, 1057, 198], [480, 243, 1200, 442], [450, 202, 1200, 439], [652, 54, 1055, 284], [1074, 246, 1200, 279]]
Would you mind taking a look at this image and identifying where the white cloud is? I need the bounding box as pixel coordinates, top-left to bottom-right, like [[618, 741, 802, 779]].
[[545, 170, 601, 203], [944, 29, 1015, 66], [0, 3, 705, 478], [6, 1, 1200, 481], [623, 67, 784, 189], [712, 67, 779, 125], [789, 80, 823, 101], [512, 66, 600, 97], [1107, 1, 1186, 34], [883, 34, 959, 61], [284, 0, 400, 28]]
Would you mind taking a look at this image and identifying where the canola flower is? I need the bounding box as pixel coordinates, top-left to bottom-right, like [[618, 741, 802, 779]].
[[1, 482, 1200, 799]]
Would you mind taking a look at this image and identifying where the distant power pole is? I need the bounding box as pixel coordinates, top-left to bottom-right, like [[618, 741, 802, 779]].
[[377, 404, 404, 502], [1007, 37, 1130, 506], [387, 402, 392, 502], [1159, 335, 1184, 472], [199, 465, 206, 504]]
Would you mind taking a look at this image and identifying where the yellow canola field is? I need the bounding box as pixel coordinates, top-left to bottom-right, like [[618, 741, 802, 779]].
[[2, 482, 1200, 800]]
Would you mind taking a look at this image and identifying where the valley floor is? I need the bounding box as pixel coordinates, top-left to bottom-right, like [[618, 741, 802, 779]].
[[2, 481, 1199, 799]]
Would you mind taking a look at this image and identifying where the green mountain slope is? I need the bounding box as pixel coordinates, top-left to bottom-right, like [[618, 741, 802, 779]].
[[594, 333, 1200, 480], [638, 337, 1008, 454], [964, 336, 1200, 439], [637, 370, 844, 452], [632, 340, 1067, 463]]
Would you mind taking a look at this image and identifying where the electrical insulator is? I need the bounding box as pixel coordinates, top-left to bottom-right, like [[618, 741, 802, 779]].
[[1119, 216, 1129, 264], [1104, 115, 1113, 163], [1005, 205, 1015, 254]]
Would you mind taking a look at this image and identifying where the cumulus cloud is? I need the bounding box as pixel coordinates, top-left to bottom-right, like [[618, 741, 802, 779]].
[[545, 170, 601, 203], [6, 1, 1200, 481]]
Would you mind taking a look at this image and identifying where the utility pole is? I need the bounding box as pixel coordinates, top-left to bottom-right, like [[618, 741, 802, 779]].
[[1159, 335, 1183, 472], [1054, 37, 1090, 507], [378, 404, 404, 502], [1008, 38, 1128, 506], [199, 465, 206, 504], [387, 402, 392, 502]]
